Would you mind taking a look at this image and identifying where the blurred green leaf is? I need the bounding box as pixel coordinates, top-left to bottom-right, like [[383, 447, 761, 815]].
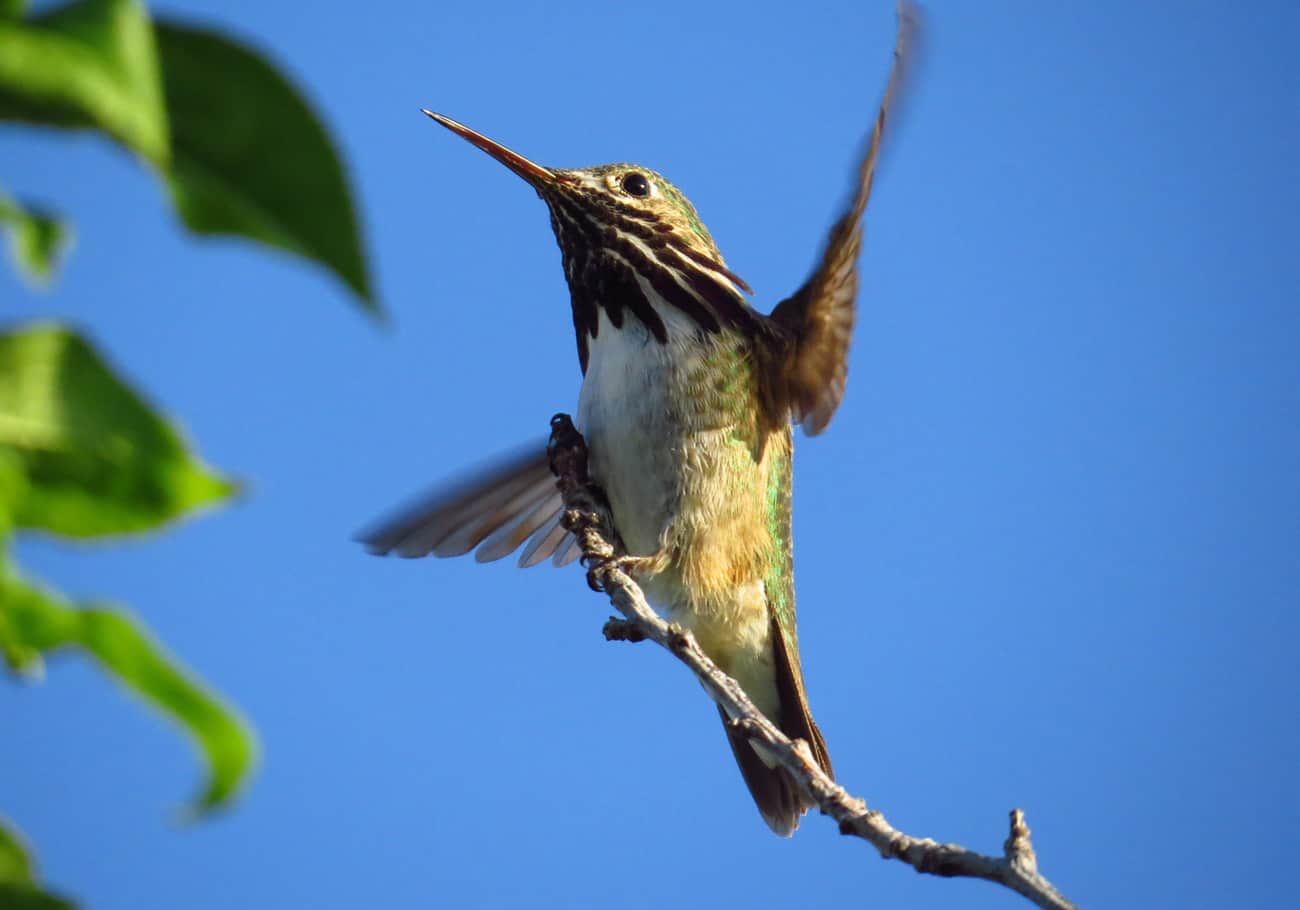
[[155, 20, 376, 313], [0, 0, 168, 165], [0, 819, 76, 909], [0, 2, 375, 313], [0, 450, 27, 545], [0, 885, 75, 910], [0, 324, 235, 538], [0, 566, 256, 811], [0, 0, 26, 22], [0, 190, 72, 288], [0, 819, 34, 884]]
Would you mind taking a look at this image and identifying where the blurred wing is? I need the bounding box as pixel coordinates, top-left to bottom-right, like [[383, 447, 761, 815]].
[[768, 3, 917, 436], [356, 444, 573, 567]]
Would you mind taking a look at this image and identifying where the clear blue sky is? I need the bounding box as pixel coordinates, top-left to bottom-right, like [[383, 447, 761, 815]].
[[3, 1, 1298, 907]]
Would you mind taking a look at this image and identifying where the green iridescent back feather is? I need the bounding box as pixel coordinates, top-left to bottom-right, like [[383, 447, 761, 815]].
[[684, 332, 803, 674], [764, 426, 798, 669]]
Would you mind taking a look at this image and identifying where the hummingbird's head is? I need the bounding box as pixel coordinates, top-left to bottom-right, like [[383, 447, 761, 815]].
[[422, 110, 757, 365], [543, 162, 726, 263]]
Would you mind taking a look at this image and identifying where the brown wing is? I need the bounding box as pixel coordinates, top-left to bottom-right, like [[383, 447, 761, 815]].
[[356, 444, 578, 567], [768, 3, 918, 436]]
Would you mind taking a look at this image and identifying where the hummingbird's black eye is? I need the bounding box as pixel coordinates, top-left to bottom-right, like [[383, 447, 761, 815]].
[[621, 172, 651, 198]]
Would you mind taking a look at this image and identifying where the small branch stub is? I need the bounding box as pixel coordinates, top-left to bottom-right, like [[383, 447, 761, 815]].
[[1006, 809, 1039, 874], [602, 617, 645, 643], [545, 413, 1079, 910]]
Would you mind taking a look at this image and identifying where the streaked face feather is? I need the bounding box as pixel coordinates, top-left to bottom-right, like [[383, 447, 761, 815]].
[[535, 164, 764, 370]]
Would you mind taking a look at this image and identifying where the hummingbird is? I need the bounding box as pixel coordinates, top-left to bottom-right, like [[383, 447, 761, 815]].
[[361, 8, 914, 835]]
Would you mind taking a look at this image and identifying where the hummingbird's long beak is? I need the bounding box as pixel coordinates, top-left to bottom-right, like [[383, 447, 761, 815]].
[[422, 110, 570, 188]]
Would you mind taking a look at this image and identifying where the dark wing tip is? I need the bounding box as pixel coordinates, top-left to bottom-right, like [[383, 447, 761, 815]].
[[765, 4, 917, 435]]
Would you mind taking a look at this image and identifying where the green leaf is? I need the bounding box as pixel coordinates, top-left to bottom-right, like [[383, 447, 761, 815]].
[[155, 20, 377, 314], [1, 819, 76, 909], [0, 449, 28, 543], [0, 818, 34, 885], [0, 566, 256, 812], [0, 189, 72, 288], [0, 885, 76, 910], [0, 324, 235, 538], [0, 2, 376, 313], [0, 0, 168, 166]]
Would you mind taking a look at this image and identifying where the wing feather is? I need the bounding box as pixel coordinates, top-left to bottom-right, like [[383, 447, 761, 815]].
[[551, 534, 583, 567], [519, 509, 570, 568], [767, 3, 918, 435], [475, 490, 564, 563], [357, 444, 575, 567]]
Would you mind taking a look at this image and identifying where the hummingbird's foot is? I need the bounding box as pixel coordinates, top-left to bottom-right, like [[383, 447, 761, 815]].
[[580, 552, 641, 592], [583, 551, 669, 591], [605, 553, 664, 577]]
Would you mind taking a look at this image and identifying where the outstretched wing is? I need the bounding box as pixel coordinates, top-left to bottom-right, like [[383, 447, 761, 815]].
[[767, 3, 917, 436], [356, 444, 581, 567]]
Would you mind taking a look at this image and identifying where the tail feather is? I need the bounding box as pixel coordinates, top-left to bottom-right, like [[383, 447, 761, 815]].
[[720, 707, 802, 836], [721, 612, 833, 836], [770, 608, 834, 779]]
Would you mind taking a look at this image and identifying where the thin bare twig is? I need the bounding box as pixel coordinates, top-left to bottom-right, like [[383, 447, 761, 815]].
[[546, 413, 1079, 910]]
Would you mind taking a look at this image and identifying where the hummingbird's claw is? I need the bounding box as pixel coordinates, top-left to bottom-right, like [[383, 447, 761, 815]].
[[584, 560, 605, 593]]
